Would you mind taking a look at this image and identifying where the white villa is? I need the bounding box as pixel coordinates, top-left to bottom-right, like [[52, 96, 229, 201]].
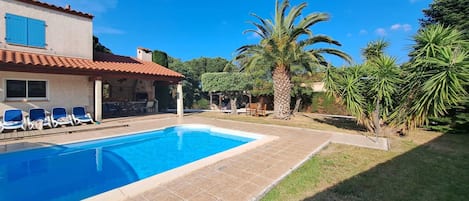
[[0, 0, 185, 121]]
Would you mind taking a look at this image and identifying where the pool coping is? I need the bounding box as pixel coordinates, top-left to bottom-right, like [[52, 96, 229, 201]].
[[81, 124, 278, 201]]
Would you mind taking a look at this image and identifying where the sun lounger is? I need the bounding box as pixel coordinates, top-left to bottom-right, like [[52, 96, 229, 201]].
[[27, 108, 52, 130], [51, 107, 74, 127], [71, 106, 94, 125], [1, 109, 26, 132]]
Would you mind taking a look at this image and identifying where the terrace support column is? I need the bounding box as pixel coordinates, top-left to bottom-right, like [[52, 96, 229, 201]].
[[94, 77, 103, 121], [177, 82, 184, 117]]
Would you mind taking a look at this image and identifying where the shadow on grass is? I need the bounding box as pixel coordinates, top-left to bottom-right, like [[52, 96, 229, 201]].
[[308, 116, 367, 132], [304, 134, 469, 201]]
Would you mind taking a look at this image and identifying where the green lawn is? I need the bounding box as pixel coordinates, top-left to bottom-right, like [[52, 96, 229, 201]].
[[193, 112, 469, 201], [194, 112, 368, 135]]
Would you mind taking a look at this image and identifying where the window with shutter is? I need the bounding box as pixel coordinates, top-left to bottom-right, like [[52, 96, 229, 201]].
[[27, 18, 46, 48], [5, 13, 46, 48], [5, 13, 28, 45]]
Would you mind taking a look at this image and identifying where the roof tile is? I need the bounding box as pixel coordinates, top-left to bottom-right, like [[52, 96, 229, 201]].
[[0, 49, 184, 79]]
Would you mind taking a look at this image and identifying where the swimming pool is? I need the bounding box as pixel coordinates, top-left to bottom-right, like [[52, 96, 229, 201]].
[[0, 125, 257, 201]]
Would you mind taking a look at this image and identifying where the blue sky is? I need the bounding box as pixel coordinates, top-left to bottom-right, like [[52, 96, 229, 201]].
[[44, 0, 432, 65]]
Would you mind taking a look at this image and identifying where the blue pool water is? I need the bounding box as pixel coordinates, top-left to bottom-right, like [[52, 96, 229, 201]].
[[0, 125, 254, 201]]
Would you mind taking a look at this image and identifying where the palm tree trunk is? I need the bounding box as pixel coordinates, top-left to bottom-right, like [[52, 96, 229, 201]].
[[272, 65, 291, 119]]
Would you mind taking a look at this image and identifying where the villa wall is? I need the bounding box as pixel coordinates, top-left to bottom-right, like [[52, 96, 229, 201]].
[[0, 0, 93, 59], [0, 71, 94, 115]]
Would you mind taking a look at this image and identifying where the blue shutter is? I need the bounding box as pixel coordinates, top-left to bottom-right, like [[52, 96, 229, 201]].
[[27, 18, 46, 48], [5, 13, 27, 45]]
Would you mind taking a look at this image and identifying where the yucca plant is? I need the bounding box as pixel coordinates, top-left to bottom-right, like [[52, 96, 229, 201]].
[[325, 40, 401, 135], [393, 24, 469, 130]]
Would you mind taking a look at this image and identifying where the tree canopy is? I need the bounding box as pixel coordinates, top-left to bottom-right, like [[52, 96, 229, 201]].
[[152, 50, 169, 67], [420, 0, 469, 38], [201, 72, 251, 93], [393, 24, 469, 130], [167, 57, 234, 109], [201, 72, 252, 114], [93, 36, 112, 53]]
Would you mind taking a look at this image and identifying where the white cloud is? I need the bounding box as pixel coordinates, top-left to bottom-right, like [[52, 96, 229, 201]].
[[403, 24, 412, 32], [347, 33, 353, 37], [94, 26, 125, 35], [391, 24, 401, 30], [375, 28, 387, 36], [359, 29, 368, 35], [390, 23, 412, 32]]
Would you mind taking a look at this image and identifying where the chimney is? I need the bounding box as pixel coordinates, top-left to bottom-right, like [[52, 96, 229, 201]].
[[137, 47, 152, 62], [65, 4, 71, 10]]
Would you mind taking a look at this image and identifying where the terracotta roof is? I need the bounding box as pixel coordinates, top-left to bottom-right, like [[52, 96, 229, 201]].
[[15, 0, 94, 19], [93, 52, 184, 78], [0, 49, 184, 79]]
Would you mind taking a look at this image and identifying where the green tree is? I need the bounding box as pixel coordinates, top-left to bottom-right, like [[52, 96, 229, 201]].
[[167, 57, 232, 109], [152, 50, 170, 111], [152, 50, 169, 67], [367, 55, 402, 133], [420, 0, 469, 39], [168, 57, 194, 108], [362, 40, 401, 134], [93, 36, 112, 53], [325, 40, 401, 134], [393, 24, 469, 130], [418, 0, 469, 133], [361, 39, 389, 61], [201, 72, 252, 114], [236, 0, 351, 119]]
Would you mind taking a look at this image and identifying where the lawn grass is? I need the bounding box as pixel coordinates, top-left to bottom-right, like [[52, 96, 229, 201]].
[[193, 111, 469, 201], [193, 112, 368, 135], [262, 133, 469, 201]]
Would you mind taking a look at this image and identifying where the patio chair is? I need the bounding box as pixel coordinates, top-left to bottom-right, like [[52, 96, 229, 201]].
[[51, 107, 74, 127], [256, 103, 267, 117], [246, 103, 258, 116], [27, 108, 52, 130], [1, 109, 26, 133], [71, 106, 94, 125]]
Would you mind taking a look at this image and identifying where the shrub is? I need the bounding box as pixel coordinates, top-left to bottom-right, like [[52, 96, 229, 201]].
[[193, 98, 210, 109]]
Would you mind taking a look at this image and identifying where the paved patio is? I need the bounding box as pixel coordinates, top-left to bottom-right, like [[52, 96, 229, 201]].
[[0, 114, 383, 201]]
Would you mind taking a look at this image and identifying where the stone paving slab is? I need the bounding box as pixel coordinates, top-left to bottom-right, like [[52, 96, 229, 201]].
[[121, 116, 332, 201]]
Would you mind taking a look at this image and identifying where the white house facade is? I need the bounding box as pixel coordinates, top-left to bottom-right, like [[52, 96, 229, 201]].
[[0, 0, 184, 123]]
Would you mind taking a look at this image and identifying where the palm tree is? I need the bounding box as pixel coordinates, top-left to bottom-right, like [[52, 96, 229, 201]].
[[361, 39, 389, 61], [368, 55, 401, 134], [393, 24, 469, 129], [236, 0, 351, 119], [324, 40, 401, 135], [361, 40, 391, 134]]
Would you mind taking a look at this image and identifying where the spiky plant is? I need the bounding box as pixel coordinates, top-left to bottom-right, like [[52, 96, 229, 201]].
[[394, 24, 469, 129]]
